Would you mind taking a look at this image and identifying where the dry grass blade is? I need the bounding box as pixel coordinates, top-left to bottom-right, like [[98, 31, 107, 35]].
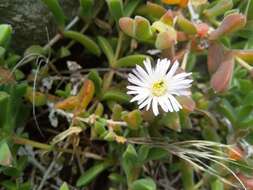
[[128, 138, 251, 189]]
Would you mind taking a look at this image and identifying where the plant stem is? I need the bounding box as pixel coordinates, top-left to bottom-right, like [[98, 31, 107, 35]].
[[245, 0, 252, 18], [11, 135, 103, 160], [235, 57, 252, 71], [115, 32, 124, 60], [43, 16, 80, 50]]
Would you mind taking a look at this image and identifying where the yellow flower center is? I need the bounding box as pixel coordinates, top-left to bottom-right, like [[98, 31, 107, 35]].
[[151, 80, 167, 96]]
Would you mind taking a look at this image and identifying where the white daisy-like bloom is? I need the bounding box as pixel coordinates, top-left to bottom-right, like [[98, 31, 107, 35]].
[[127, 58, 193, 116]]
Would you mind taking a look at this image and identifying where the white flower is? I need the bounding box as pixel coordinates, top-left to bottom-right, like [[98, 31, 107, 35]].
[[127, 58, 193, 116]]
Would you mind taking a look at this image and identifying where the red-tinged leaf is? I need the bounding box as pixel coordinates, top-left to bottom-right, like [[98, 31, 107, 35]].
[[55, 96, 79, 110], [207, 42, 224, 74], [122, 110, 142, 130], [209, 13, 246, 40], [211, 52, 234, 93], [160, 10, 174, 26], [75, 80, 95, 114], [177, 31, 188, 42], [228, 146, 244, 161], [203, 0, 233, 18], [196, 23, 209, 38], [136, 2, 167, 20], [119, 17, 135, 37], [177, 96, 196, 112], [0, 67, 15, 84], [237, 174, 253, 190], [155, 30, 177, 50]]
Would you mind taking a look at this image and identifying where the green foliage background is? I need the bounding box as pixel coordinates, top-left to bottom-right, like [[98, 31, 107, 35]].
[[1, 0, 253, 189]]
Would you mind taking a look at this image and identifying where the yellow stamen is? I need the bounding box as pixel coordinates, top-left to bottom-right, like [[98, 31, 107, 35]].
[[151, 80, 167, 96]]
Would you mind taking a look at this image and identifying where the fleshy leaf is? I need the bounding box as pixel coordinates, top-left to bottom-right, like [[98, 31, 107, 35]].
[[155, 30, 176, 50], [134, 16, 154, 41], [211, 52, 234, 92], [41, 0, 65, 29], [76, 161, 111, 187], [0, 141, 12, 167], [80, 0, 94, 18], [176, 15, 197, 35], [0, 24, 12, 47], [207, 42, 224, 74], [116, 54, 151, 67], [131, 178, 156, 190], [136, 2, 167, 20], [209, 13, 246, 40], [106, 0, 124, 24], [119, 17, 135, 37], [203, 0, 233, 18], [63, 31, 101, 56], [122, 110, 142, 130]]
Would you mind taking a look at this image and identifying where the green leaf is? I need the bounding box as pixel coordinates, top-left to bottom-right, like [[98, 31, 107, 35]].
[[0, 91, 10, 127], [41, 0, 65, 29], [211, 179, 224, 190], [218, 99, 237, 125], [76, 161, 111, 187], [24, 45, 47, 57], [97, 36, 115, 64], [122, 110, 142, 130], [88, 70, 102, 98], [134, 16, 154, 41], [58, 47, 71, 58], [0, 46, 6, 59], [124, 0, 142, 17], [0, 24, 12, 48], [176, 15, 197, 35], [63, 31, 101, 56], [106, 0, 124, 24], [0, 84, 28, 132], [102, 90, 130, 103], [59, 182, 69, 190], [136, 2, 167, 21], [131, 178, 156, 190], [243, 91, 253, 106], [203, 0, 233, 18], [181, 160, 195, 190], [236, 105, 253, 121], [137, 145, 150, 164], [0, 140, 12, 167], [5, 54, 21, 68], [238, 79, 253, 94], [146, 148, 167, 161], [25, 87, 47, 107], [79, 0, 94, 17], [123, 144, 138, 161], [122, 145, 140, 184], [116, 54, 151, 67]]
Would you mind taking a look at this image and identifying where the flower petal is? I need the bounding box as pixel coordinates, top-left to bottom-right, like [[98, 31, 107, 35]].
[[152, 97, 159, 116], [166, 60, 179, 79]]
